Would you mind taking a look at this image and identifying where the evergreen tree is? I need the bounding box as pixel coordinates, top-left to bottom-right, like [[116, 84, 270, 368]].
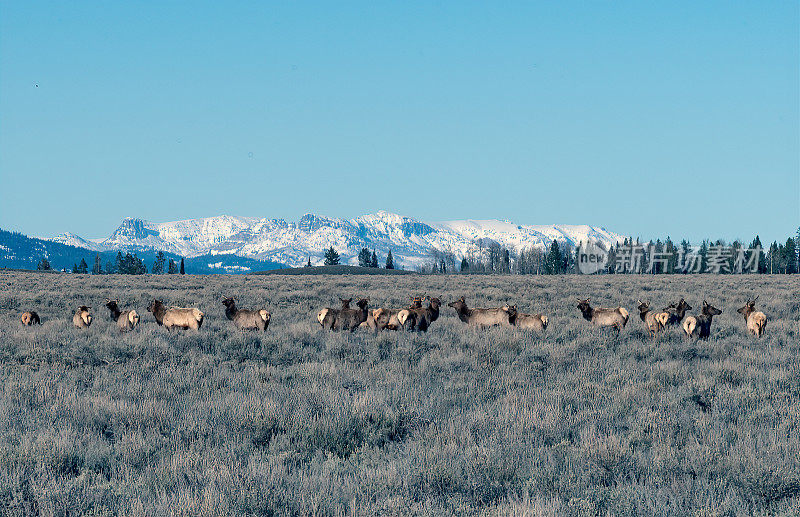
[[115, 252, 124, 274], [105, 261, 116, 274], [72, 263, 79, 274], [93, 254, 102, 275], [358, 248, 371, 267], [37, 258, 51, 271], [460, 257, 469, 272], [180, 258, 185, 274], [503, 249, 510, 273], [324, 247, 340, 266], [698, 240, 709, 273], [371, 250, 378, 268], [167, 259, 177, 274], [545, 240, 563, 274], [750, 236, 766, 273], [152, 251, 166, 274], [787, 237, 798, 274], [385, 250, 394, 269], [77, 258, 89, 274], [306, 256, 312, 267]]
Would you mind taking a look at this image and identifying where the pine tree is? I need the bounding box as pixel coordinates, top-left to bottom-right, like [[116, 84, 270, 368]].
[[37, 258, 51, 271], [180, 258, 185, 274], [371, 250, 378, 268], [152, 251, 165, 274], [72, 263, 79, 274], [358, 248, 371, 267], [306, 257, 312, 268], [324, 247, 340, 266], [77, 258, 89, 274], [545, 240, 563, 274], [168, 259, 177, 274], [460, 257, 469, 272], [750, 236, 766, 273], [116, 252, 124, 274], [93, 254, 102, 275], [788, 236, 799, 274], [385, 250, 394, 269]]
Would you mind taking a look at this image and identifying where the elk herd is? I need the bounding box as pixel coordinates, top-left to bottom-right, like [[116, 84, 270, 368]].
[[15, 294, 768, 340]]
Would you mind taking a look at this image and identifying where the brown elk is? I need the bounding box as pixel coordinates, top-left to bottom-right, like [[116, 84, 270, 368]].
[[447, 297, 515, 327], [682, 300, 722, 339], [576, 299, 629, 332], [737, 297, 767, 337], [637, 301, 668, 337], [401, 297, 442, 332], [105, 299, 140, 332], [320, 298, 369, 331], [222, 297, 270, 331], [662, 298, 692, 326], [20, 311, 41, 326], [506, 305, 548, 331], [317, 298, 351, 328], [147, 299, 204, 330], [73, 306, 93, 329]]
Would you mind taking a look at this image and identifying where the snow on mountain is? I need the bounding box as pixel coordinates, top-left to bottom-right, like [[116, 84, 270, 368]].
[[45, 212, 626, 269], [48, 232, 108, 252]]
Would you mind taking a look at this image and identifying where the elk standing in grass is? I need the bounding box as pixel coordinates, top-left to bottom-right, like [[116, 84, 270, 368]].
[[682, 301, 722, 339], [737, 297, 767, 337], [317, 298, 351, 328], [222, 297, 270, 331], [400, 296, 442, 332], [20, 311, 41, 326], [320, 298, 369, 331], [506, 305, 548, 331], [447, 297, 515, 327], [637, 301, 668, 337], [663, 298, 692, 327], [73, 306, 93, 329], [576, 299, 629, 332], [105, 299, 140, 332], [147, 299, 204, 330]]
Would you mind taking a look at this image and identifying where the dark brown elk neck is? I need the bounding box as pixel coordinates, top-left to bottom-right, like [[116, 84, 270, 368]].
[[224, 304, 238, 321], [107, 305, 122, 320], [579, 306, 594, 321]]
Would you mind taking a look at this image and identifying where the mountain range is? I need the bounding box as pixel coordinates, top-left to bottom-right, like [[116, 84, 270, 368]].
[[37, 212, 625, 271]]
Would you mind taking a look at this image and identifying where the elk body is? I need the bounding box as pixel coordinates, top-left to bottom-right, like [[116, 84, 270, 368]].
[[222, 297, 270, 331], [318, 298, 351, 328], [20, 311, 41, 326], [506, 306, 548, 330], [73, 306, 93, 329], [400, 297, 441, 332], [320, 298, 369, 331], [682, 301, 722, 339], [147, 299, 204, 330], [447, 297, 514, 327], [105, 299, 140, 332], [637, 301, 668, 337], [576, 299, 629, 331], [663, 298, 692, 326], [737, 297, 767, 337]]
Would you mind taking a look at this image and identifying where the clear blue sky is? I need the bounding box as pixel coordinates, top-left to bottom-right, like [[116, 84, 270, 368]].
[[1, 1, 797, 244]]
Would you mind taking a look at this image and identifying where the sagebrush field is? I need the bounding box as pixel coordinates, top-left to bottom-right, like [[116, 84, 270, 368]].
[[0, 271, 798, 516]]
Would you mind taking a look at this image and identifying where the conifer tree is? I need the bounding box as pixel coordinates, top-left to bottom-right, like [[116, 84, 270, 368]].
[[180, 258, 185, 274], [93, 254, 102, 275], [324, 247, 340, 266], [385, 250, 394, 269]]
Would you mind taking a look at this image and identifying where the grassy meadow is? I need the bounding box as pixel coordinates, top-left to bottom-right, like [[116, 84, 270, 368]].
[[0, 271, 798, 516]]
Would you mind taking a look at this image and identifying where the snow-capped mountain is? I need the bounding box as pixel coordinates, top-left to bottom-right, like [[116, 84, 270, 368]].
[[44, 212, 626, 269]]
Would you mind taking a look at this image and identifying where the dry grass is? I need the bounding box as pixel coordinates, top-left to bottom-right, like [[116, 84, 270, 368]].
[[0, 271, 798, 515]]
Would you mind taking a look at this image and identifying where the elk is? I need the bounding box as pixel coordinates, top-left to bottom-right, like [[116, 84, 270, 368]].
[[401, 297, 442, 332], [576, 299, 629, 332], [147, 299, 204, 330], [105, 299, 140, 332], [20, 311, 41, 326], [320, 298, 369, 331], [317, 298, 351, 328], [222, 297, 270, 331], [737, 297, 767, 337], [506, 305, 548, 331], [72, 306, 93, 329], [447, 297, 515, 327], [682, 300, 722, 339], [637, 301, 668, 337], [662, 298, 692, 326]]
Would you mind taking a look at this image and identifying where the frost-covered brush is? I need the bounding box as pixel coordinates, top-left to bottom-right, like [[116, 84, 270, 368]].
[[222, 296, 270, 331], [105, 299, 140, 332], [147, 299, 203, 331], [447, 296, 515, 328], [72, 305, 93, 329], [682, 300, 722, 339], [576, 298, 629, 332], [737, 296, 767, 337]]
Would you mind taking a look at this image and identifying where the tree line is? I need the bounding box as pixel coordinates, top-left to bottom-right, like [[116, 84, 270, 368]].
[[38, 251, 187, 275]]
